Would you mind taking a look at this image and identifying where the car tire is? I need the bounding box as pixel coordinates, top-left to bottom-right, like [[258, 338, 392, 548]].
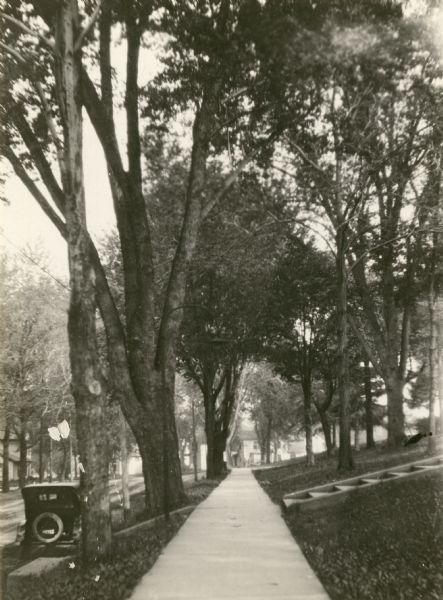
[[32, 512, 64, 544]]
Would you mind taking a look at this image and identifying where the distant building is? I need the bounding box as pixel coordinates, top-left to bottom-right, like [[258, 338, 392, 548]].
[[0, 430, 31, 483], [232, 427, 296, 466]]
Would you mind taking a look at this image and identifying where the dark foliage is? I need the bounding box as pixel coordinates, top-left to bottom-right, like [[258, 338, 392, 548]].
[[255, 446, 443, 599], [288, 472, 443, 600]]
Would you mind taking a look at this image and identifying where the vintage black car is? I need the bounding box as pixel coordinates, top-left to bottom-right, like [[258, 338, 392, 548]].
[[17, 483, 81, 545]]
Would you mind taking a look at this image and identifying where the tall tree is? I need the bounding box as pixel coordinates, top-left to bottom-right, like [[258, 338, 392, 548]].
[[266, 238, 338, 464], [0, 0, 111, 557], [244, 363, 298, 464], [177, 173, 286, 476], [0, 253, 72, 490], [0, 1, 281, 523], [270, 5, 441, 462]]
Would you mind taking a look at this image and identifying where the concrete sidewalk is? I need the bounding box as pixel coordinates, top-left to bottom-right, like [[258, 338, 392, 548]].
[[130, 468, 329, 600]]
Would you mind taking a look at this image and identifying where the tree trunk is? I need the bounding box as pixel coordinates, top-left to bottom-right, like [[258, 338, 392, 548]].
[[273, 439, 279, 463], [317, 406, 333, 456], [385, 370, 405, 447], [2, 424, 10, 493], [191, 398, 198, 481], [48, 437, 53, 482], [206, 425, 227, 479], [226, 368, 245, 465], [205, 396, 216, 478], [428, 240, 438, 451], [302, 383, 315, 466], [439, 341, 443, 435], [60, 439, 68, 481], [203, 365, 239, 478], [260, 445, 265, 463], [337, 231, 354, 471], [120, 414, 130, 519], [39, 419, 45, 483], [215, 431, 227, 474], [139, 378, 184, 518], [55, 0, 111, 560], [383, 252, 405, 447], [332, 420, 337, 448], [179, 443, 185, 469], [265, 417, 272, 464], [68, 433, 73, 480], [18, 431, 27, 489], [363, 359, 375, 449], [354, 419, 361, 451]]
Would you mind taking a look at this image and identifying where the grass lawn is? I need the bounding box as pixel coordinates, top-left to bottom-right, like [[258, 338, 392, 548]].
[[255, 444, 443, 600], [255, 443, 442, 502]]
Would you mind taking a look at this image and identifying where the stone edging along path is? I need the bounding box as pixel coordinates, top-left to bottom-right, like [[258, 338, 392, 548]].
[[282, 454, 443, 512]]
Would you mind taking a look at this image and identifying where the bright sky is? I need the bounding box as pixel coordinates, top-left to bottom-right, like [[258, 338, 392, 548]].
[[0, 36, 162, 281], [1, 116, 115, 280]]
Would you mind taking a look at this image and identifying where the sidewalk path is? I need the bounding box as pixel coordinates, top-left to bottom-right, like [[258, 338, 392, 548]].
[[130, 468, 329, 600]]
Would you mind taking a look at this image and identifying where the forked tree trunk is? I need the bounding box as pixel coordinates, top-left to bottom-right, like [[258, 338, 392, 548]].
[[2, 425, 10, 493], [203, 363, 240, 478], [55, 0, 111, 560]]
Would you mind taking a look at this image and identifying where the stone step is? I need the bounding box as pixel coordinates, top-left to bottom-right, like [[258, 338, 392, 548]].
[[282, 454, 443, 513]]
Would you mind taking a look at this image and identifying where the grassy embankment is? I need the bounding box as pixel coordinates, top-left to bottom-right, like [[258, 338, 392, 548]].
[[254, 443, 443, 600]]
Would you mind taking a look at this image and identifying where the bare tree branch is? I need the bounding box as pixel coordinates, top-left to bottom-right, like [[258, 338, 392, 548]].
[[75, 0, 103, 51], [0, 11, 55, 51], [3, 146, 67, 240], [202, 155, 252, 220], [348, 314, 384, 379], [34, 82, 65, 178]]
